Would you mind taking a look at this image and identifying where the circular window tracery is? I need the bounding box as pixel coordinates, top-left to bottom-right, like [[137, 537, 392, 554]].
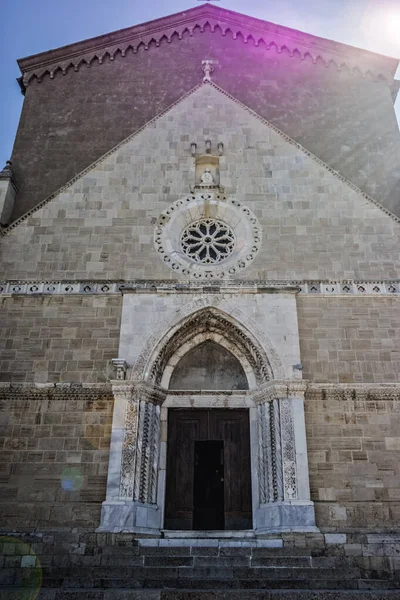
[[181, 218, 235, 264], [154, 192, 262, 278]]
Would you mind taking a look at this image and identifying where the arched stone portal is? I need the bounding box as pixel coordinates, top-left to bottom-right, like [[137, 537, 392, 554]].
[[98, 301, 317, 535]]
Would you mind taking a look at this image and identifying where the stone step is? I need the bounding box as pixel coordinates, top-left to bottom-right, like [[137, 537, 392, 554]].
[[5, 568, 399, 590], [2, 588, 400, 600]]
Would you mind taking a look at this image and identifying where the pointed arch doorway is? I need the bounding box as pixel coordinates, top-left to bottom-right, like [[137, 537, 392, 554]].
[[164, 339, 252, 531], [99, 300, 316, 536]]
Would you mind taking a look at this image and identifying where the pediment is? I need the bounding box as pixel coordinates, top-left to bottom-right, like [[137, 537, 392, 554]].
[[4, 81, 399, 237], [18, 4, 398, 89]]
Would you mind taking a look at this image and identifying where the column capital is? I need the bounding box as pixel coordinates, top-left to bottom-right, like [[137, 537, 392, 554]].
[[253, 380, 308, 404]]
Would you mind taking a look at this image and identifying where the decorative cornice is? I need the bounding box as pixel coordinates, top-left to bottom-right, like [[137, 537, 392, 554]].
[[0, 381, 112, 391], [17, 5, 398, 90], [3, 81, 400, 236], [0, 280, 399, 296], [253, 380, 307, 404], [305, 382, 400, 401]]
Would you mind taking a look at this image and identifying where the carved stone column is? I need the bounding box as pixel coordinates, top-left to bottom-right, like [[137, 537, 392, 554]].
[[97, 381, 165, 533], [254, 381, 317, 533]]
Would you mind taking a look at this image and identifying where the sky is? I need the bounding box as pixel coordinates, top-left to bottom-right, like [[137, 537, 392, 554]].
[[1, 0, 400, 168]]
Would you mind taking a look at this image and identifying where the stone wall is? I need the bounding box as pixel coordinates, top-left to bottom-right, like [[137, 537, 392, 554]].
[[0, 295, 122, 383], [305, 385, 400, 530], [0, 384, 113, 531], [11, 27, 400, 221], [2, 84, 399, 282], [1, 383, 399, 533], [297, 296, 400, 383]]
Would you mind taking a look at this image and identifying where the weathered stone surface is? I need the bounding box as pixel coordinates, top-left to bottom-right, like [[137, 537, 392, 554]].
[[298, 296, 400, 384], [10, 14, 400, 222], [0, 385, 113, 530], [0, 295, 121, 383], [2, 85, 399, 283], [305, 385, 400, 529]]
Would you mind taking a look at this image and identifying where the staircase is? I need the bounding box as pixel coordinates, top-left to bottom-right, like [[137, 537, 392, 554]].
[[1, 532, 400, 599]]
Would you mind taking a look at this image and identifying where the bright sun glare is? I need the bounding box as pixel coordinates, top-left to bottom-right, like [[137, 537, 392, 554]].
[[361, 3, 400, 53]]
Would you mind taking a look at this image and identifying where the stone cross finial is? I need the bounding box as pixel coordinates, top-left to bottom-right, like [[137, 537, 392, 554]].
[[202, 60, 214, 82]]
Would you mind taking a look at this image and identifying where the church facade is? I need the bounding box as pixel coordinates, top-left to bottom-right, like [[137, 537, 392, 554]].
[[1, 3, 400, 588]]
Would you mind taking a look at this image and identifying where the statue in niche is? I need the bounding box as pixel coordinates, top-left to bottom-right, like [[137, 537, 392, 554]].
[[200, 168, 214, 185]]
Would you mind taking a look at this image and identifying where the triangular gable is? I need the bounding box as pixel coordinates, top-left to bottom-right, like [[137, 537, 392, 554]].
[[1, 81, 399, 284], [18, 4, 398, 89], [3, 81, 399, 238]]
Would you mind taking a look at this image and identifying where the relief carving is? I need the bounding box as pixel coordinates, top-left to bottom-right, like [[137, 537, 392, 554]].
[[120, 383, 164, 503], [280, 399, 297, 500], [120, 389, 139, 498]]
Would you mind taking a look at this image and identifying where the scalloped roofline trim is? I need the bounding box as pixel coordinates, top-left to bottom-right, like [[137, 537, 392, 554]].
[[18, 7, 398, 90], [2, 80, 399, 238]]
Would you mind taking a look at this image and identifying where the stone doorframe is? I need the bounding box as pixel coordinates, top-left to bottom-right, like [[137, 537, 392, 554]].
[[97, 380, 317, 535]]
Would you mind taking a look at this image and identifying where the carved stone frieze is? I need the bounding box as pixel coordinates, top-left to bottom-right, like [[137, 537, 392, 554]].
[[133, 399, 161, 504], [272, 399, 284, 502], [119, 381, 164, 501], [1, 279, 399, 295], [118, 388, 139, 499], [305, 383, 400, 403], [280, 399, 297, 501], [253, 380, 307, 404], [258, 397, 285, 504]]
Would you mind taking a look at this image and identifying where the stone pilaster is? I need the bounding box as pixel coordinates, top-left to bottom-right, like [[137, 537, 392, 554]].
[[254, 381, 317, 533], [98, 381, 165, 534]]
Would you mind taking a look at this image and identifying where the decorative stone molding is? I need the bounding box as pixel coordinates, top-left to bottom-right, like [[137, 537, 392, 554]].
[[119, 381, 165, 500], [1, 279, 399, 296], [280, 399, 297, 500], [255, 386, 316, 533], [305, 382, 400, 402], [17, 5, 395, 90], [253, 380, 307, 404], [139, 306, 275, 386], [119, 387, 139, 499], [132, 399, 161, 504]]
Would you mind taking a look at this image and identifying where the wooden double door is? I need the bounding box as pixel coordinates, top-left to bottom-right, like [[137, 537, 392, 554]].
[[165, 409, 252, 530]]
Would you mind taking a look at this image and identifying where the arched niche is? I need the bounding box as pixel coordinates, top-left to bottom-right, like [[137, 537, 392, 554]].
[[145, 307, 274, 389], [168, 340, 249, 391]]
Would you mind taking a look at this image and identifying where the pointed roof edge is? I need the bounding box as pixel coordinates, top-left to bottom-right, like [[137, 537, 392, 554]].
[[2, 81, 400, 238], [17, 3, 398, 90]]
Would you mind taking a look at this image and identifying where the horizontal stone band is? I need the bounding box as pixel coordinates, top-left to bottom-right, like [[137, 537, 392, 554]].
[[0, 280, 399, 296]]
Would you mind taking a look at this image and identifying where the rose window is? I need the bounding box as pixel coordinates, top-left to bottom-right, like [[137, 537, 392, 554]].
[[181, 218, 235, 265]]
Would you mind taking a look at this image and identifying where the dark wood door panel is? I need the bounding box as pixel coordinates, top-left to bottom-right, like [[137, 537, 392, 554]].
[[211, 409, 252, 528], [165, 408, 252, 531], [165, 410, 208, 529]]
